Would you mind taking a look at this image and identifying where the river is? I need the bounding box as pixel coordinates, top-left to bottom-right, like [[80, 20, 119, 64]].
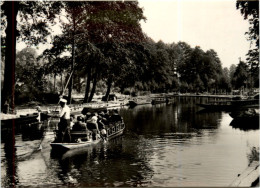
[[1, 97, 259, 187]]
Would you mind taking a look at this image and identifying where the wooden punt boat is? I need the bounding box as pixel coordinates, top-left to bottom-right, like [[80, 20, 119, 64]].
[[43, 104, 84, 118], [197, 99, 259, 111], [81, 106, 108, 114], [50, 139, 102, 151], [151, 98, 167, 105], [50, 121, 125, 151], [128, 98, 152, 108], [1, 113, 40, 127], [151, 97, 174, 105]]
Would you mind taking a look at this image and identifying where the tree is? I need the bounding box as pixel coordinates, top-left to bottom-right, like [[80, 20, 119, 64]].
[[175, 42, 193, 90], [62, 2, 88, 104], [16, 48, 47, 103], [236, 0, 259, 48], [231, 61, 249, 89], [229, 64, 237, 82], [47, 1, 146, 102], [83, 1, 146, 99], [236, 0, 259, 84], [1, 1, 62, 111], [222, 67, 231, 92]]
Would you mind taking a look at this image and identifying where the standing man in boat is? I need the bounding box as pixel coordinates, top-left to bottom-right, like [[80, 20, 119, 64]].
[[57, 98, 71, 143]]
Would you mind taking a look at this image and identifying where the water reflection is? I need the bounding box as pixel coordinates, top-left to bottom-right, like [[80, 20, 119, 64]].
[[230, 118, 259, 131], [121, 97, 222, 135], [21, 122, 46, 141], [49, 136, 154, 187], [2, 128, 19, 187]]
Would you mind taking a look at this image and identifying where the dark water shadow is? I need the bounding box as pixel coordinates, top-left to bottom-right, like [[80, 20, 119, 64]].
[[1, 130, 19, 187], [230, 118, 259, 131]]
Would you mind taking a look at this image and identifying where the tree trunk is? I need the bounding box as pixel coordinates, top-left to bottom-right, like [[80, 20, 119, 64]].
[[53, 73, 56, 93], [78, 76, 81, 93], [104, 76, 113, 101], [60, 72, 63, 94], [2, 2, 19, 113], [83, 68, 91, 103], [88, 71, 98, 102]]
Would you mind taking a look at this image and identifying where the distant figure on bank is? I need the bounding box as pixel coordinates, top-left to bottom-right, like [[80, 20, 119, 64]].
[[3, 101, 9, 114], [36, 106, 42, 122], [57, 98, 71, 143]]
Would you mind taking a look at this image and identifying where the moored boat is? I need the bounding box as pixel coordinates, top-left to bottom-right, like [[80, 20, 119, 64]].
[[81, 106, 108, 115], [151, 97, 174, 105], [197, 99, 259, 111], [128, 97, 152, 108], [44, 104, 84, 118], [151, 97, 167, 105], [1, 113, 40, 127]]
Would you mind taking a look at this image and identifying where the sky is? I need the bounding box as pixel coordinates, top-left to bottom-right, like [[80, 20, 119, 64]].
[[17, 0, 251, 69], [138, 0, 251, 68]]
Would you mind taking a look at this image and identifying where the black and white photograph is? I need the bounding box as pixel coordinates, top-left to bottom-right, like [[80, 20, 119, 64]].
[[1, 0, 259, 187]]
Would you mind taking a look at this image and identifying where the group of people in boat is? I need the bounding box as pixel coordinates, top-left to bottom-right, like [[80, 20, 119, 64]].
[[55, 98, 123, 143]]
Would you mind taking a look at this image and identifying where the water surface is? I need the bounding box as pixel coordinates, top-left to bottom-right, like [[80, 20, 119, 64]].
[[1, 97, 259, 187]]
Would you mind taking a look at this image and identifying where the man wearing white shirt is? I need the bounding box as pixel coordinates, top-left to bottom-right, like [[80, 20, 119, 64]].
[[58, 98, 71, 142]]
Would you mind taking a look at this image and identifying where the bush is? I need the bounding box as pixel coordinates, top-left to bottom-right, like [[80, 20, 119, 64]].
[[131, 91, 137, 97], [123, 88, 131, 95], [247, 147, 259, 164], [139, 91, 151, 96], [41, 93, 60, 104]]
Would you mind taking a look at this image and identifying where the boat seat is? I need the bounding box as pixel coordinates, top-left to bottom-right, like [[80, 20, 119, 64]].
[[71, 131, 91, 137], [70, 131, 92, 142]]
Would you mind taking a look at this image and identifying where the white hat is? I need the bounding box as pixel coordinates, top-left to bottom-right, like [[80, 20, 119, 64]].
[[60, 98, 67, 103]]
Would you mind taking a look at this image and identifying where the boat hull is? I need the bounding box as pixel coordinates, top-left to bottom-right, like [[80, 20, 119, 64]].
[[128, 100, 138, 107], [1, 113, 39, 127], [151, 99, 167, 105], [50, 139, 101, 151], [128, 100, 151, 108]]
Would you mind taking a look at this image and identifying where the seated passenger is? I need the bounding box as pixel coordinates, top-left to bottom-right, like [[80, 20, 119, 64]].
[[85, 112, 92, 122], [72, 116, 87, 131], [103, 109, 110, 121], [98, 111, 109, 125], [86, 113, 100, 140], [70, 114, 76, 129], [98, 114, 107, 140], [109, 109, 122, 122]]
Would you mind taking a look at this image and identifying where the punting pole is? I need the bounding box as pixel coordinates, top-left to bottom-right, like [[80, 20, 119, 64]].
[[37, 69, 74, 151]]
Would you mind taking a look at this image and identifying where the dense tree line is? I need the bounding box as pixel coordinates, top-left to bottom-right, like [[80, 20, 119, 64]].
[[1, 1, 258, 108]]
